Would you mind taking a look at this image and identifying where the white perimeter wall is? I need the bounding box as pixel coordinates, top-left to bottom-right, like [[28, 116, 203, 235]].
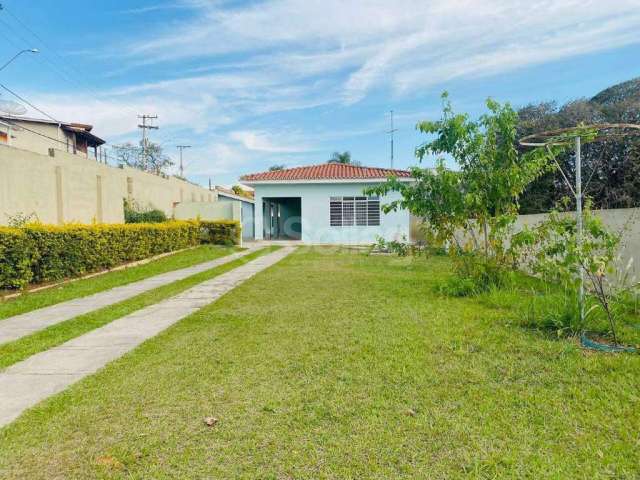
[[0, 144, 216, 225], [253, 182, 410, 244], [514, 208, 640, 279]]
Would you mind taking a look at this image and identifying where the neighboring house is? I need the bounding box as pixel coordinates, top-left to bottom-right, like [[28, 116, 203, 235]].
[[216, 186, 255, 240], [0, 115, 105, 160], [240, 163, 413, 244]]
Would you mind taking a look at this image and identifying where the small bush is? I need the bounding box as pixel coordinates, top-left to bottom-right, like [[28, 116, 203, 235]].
[[437, 254, 513, 297], [521, 290, 585, 337], [124, 199, 168, 224], [0, 227, 35, 289], [437, 276, 478, 297], [200, 220, 241, 246]]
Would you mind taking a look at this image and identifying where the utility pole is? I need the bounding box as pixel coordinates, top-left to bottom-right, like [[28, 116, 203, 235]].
[[137, 114, 158, 171], [387, 110, 398, 169], [176, 145, 191, 177]]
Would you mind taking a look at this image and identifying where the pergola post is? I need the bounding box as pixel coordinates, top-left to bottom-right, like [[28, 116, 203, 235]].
[[575, 136, 584, 324]]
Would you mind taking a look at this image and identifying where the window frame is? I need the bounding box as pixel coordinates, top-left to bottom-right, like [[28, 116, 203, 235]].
[[329, 196, 380, 227]]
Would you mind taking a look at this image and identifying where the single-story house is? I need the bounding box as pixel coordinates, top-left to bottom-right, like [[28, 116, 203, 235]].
[[240, 163, 413, 244], [215, 186, 255, 240]]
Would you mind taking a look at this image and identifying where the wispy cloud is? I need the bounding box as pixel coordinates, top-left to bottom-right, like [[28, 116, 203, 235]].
[[119, 0, 640, 105], [229, 130, 313, 153]]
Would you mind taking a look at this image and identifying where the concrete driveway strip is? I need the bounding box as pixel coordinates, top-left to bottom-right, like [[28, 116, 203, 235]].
[[0, 246, 294, 428], [0, 247, 260, 346]]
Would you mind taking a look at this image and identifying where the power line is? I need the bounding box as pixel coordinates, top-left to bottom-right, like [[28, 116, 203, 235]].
[[0, 83, 59, 122], [0, 3, 142, 120]]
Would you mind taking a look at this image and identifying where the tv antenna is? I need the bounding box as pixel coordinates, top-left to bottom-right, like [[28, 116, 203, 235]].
[[387, 110, 398, 168]]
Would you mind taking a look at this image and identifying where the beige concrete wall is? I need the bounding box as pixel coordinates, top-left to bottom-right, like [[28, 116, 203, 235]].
[[0, 144, 216, 225], [174, 201, 241, 222]]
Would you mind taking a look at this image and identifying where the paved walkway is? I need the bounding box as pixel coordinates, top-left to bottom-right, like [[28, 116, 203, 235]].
[[0, 247, 259, 345], [0, 246, 295, 428]]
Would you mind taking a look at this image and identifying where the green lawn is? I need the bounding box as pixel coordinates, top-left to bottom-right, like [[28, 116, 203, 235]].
[[0, 244, 239, 320], [1, 248, 639, 479], [0, 247, 278, 370]]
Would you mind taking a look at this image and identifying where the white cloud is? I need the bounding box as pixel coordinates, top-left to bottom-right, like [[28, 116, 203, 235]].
[[229, 130, 312, 153], [119, 0, 640, 104]]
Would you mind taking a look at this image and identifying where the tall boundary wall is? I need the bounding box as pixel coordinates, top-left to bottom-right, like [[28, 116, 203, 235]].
[[0, 144, 217, 225]]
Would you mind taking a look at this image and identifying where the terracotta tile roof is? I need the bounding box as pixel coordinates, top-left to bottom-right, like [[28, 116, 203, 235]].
[[241, 163, 412, 182]]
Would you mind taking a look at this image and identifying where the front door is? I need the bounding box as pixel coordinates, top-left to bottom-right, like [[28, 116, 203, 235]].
[[263, 201, 281, 240]]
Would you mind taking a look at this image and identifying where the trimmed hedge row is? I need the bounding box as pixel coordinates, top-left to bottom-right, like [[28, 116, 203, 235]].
[[0, 227, 35, 289], [0, 220, 240, 290], [200, 220, 242, 246]]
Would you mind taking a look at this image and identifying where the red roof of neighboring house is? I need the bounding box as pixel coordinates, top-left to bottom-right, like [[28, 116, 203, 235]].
[[241, 163, 412, 182]]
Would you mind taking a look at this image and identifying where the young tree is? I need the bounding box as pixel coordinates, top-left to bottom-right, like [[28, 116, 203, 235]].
[[370, 93, 555, 254], [112, 142, 139, 167], [111, 141, 173, 175], [145, 142, 174, 175]]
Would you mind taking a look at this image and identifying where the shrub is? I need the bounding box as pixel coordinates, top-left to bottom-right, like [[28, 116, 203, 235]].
[[436, 253, 513, 297], [200, 220, 241, 246], [0, 221, 200, 288], [436, 276, 478, 297], [520, 289, 588, 338], [123, 199, 168, 224], [0, 227, 35, 289]]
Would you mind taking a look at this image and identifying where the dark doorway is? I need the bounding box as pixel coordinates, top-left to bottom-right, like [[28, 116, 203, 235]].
[[263, 197, 301, 240]]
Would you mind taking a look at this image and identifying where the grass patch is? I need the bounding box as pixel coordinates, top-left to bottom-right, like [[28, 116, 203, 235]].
[[0, 249, 639, 478], [0, 245, 239, 320], [0, 247, 279, 370]]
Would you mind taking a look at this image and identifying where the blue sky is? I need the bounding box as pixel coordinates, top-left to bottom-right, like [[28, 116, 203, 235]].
[[0, 0, 639, 187]]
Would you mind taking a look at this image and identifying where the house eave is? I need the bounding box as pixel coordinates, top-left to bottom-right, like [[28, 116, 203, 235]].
[[217, 191, 255, 204], [240, 177, 414, 186]]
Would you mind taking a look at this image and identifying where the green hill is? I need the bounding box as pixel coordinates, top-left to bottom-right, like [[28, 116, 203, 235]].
[[591, 77, 640, 105]]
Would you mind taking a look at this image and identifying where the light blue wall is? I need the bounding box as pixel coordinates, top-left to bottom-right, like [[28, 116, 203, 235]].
[[253, 182, 410, 244], [217, 195, 255, 239], [242, 202, 255, 239]]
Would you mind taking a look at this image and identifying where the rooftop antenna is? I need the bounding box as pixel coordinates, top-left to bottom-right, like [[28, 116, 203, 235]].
[[387, 110, 398, 168], [176, 145, 191, 177]]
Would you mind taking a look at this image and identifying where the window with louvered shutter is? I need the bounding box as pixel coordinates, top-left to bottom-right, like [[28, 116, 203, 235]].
[[330, 197, 342, 226], [330, 196, 381, 227]]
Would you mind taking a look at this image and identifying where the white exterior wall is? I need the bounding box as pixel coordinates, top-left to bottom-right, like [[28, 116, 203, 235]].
[[253, 182, 410, 244]]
